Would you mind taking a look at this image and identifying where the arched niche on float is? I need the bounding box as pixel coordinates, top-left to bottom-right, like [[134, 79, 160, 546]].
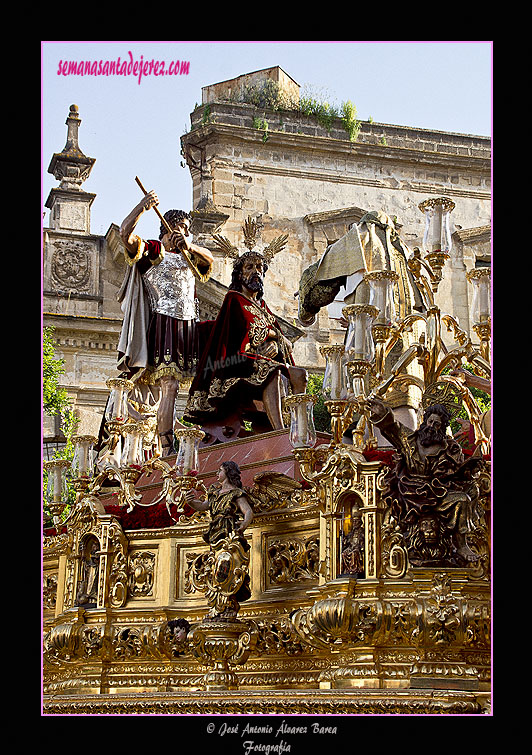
[[74, 533, 101, 609], [334, 491, 365, 581]]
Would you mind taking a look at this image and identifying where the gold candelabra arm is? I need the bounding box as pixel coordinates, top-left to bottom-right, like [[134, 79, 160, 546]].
[[434, 347, 471, 381], [292, 446, 329, 485], [407, 251, 436, 307], [382, 312, 427, 363], [424, 250, 450, 291], [172, 475, 208, 510], [436, 374, 490, 453], [112, 467, 143, 512], [441, 313, 470, 347], [324, 399, 357, 445], [467, 352, 491, 380], [371, 323, 393, 380], [423, 306, 445, 386], [472, 319, 491, 363]]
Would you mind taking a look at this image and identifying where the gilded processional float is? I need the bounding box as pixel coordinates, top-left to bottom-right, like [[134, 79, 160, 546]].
[[43, 196, 491, 715]]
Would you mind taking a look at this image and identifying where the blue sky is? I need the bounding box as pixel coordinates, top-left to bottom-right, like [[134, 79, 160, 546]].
[[41, 41, 492, 237]]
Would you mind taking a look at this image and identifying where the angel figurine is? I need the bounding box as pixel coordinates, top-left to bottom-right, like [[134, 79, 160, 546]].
[[184, 461, 253, 619], [185, 462, 302, 619]]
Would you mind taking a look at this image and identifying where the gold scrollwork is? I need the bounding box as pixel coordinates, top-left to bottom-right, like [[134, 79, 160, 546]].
[[267, 535, 320, 585]]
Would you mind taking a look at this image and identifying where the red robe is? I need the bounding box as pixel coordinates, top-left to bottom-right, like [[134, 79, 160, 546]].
[[184, 290, 294, 423]]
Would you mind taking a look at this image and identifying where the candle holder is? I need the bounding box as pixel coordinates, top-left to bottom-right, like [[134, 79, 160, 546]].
[[142, 427, 208, 519], [419, 197, 455, 291], [98, 378, 135, 472], [342, 304, 379, 395], [71, 434, 97, 498], [120, 421, 144, 469], [44, 458, 71, 525], [105, 377, 134, 423], [174, 427, 205, 476], [89, 379, 140, 509], [419, 196, 455, 252], [364, 270, 398, 327], [320, 344, 347, 401], [165, 426, 207, 511], [466, 268, 491, 362], [362, 273, 398, 380], [283, 393, 318, 449], [466, 268, 491, 322], [344, 360, 372, 400], [343, 304, 378, 363], [424, 251, 450, 292], [102, 421, 154, 511]]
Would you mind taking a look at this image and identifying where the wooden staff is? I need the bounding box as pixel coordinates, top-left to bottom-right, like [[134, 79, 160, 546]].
[[135, 176, 202, 281]]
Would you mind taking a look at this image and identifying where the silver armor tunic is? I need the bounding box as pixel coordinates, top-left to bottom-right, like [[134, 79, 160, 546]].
[[142, 251, 197, 320]]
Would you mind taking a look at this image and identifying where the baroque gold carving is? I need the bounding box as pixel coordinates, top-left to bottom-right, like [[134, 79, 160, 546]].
[[267, 535, 319, 584], [189, 619, 258, 691], [253, 617, 315, 656], [128, 551, 155, 597], [42, 689, 485, 715], [43, 399, 490, 709], [43, 574, 58, 611], [186, 533, 250, 619]]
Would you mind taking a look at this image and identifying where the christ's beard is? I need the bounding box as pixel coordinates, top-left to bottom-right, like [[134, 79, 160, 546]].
[[418, 423, 446, 447], [243, 274, 264, 297]]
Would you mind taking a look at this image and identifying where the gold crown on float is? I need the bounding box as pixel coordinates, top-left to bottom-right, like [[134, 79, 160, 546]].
[[211, 216, 289, 266]]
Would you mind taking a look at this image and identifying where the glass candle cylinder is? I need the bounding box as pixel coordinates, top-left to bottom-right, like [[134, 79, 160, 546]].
[[174, 427, 205, 475], [466, 268, 491, 324], [342, 304, 378, 363], [344, 360, 371, 399], [44, 459, 70, 514], [419, 196, 455, 253], [105, 378, 134, 423], [363, 271, 398, 326], [320, 345, 347, 400], [120, 422, 144, 468], [283, 394, 318, 449], [71, 435, 97, 479]]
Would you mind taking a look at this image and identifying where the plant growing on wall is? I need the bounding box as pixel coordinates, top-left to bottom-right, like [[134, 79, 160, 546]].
[[299, 94, 339, 133], [340, 100, 361, 142], [241, 79, 298, 111], [252, 116, 269, 142], [43, 326, 79, 524], [237, 81, 362, 143]]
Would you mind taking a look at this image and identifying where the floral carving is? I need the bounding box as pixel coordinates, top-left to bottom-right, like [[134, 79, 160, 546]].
[[267, 535, 319, 584]]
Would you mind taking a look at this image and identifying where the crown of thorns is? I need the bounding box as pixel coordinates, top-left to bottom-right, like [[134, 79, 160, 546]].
[[211, 216, 288, 266]]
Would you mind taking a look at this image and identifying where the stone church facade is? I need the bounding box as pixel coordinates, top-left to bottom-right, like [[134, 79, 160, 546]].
[[42, 68, 491, 454]]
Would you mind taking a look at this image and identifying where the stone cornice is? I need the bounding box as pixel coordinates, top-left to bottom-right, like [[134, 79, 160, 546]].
[[44, 186, 96, 210], [188, 100, 490, 145], [240, 160, 490, 201], [182, 121, 491, 174], [452, 225, 491, 243], [44, 227, 102, 243], [43, 313, 122, 346], [43, 312, 122, 324]]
